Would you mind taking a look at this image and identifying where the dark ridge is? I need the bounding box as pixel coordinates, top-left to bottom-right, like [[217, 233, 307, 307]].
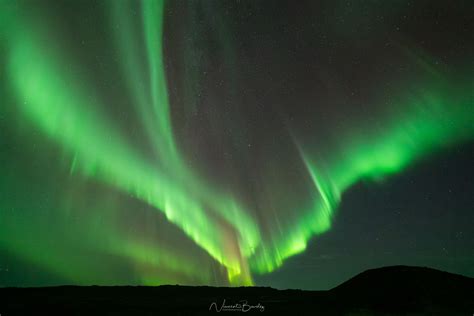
[[0, 265, 472, 315], [332, 265, 474, 292], [329, 265, 474, 315]]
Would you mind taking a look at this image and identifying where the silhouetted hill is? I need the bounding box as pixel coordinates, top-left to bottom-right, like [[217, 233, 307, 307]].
[[0, 266, 472, 315], [330, 265, 474, 315]]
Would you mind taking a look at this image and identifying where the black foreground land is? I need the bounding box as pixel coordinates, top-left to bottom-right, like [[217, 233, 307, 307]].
[[1, 266, 473, 315]]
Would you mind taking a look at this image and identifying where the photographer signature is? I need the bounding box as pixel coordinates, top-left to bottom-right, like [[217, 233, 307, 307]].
[[209, 299, 265, 312]]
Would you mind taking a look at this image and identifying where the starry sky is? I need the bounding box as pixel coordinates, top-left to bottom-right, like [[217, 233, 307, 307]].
[[0, 0, 473, 290]]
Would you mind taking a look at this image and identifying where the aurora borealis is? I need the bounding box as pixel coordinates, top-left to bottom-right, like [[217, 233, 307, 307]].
[[1, 0, 473, 289]]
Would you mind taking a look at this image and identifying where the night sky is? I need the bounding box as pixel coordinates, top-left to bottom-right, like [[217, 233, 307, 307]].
[[0, 0, 473, 290]]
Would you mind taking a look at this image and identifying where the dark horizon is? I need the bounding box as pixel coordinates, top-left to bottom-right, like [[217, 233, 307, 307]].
[[1, 265, 473, 315]]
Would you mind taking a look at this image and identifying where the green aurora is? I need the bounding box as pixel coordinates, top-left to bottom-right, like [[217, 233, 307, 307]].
[[0, 0, 473, 286]]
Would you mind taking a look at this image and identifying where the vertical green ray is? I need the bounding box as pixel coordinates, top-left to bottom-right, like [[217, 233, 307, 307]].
[[2, 0, 259, 285], [249, 79, 474, 273]]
